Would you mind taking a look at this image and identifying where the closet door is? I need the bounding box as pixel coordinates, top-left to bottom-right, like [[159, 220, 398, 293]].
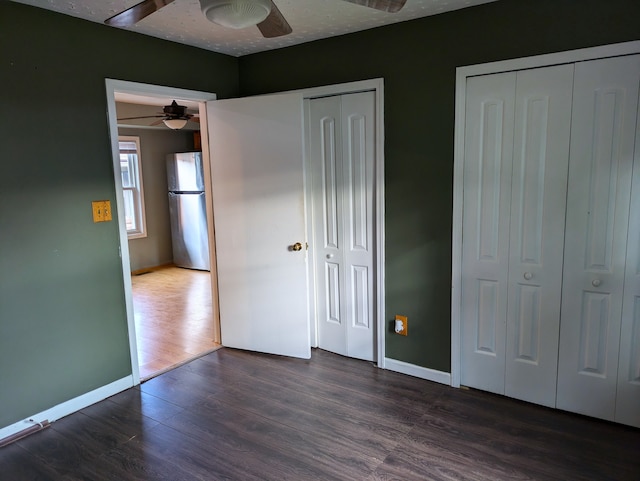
[[461, 66, 572, 402], [460, 72, 516, 394], [310, 95, 345, 358], [557, 55, 640, 421], [504, 65, 573, 407], [616, 60, 640, 427], [309, 92, 376, 361], [340, 92, 376, 361]]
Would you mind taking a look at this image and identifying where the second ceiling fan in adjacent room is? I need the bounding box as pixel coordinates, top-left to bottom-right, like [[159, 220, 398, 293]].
[[105, 0, 407, 38], [117, 100, 199, 130]]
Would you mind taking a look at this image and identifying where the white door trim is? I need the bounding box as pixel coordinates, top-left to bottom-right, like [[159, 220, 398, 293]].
[[451, 40, 640, 388], [104, 79, 218, 385], [301, 78, 386, 367]]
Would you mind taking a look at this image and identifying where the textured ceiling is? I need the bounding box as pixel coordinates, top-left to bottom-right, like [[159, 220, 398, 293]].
[[12, 0, 497, 57]]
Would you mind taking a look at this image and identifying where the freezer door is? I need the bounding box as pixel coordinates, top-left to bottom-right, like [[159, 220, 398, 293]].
[[166, 152, 204, 192], [168, 192, 210, 271]]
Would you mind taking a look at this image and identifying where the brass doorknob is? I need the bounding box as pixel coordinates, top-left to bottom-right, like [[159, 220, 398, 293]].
[[292, 242, 303, 251]]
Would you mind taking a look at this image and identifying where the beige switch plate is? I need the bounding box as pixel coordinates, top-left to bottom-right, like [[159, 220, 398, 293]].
[[92, 200, 112, 223]]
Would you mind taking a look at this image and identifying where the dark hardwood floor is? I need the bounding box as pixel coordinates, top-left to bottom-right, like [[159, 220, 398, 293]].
[[2, 348, 639, 480]]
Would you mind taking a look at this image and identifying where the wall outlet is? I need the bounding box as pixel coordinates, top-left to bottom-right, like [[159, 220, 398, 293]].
[[394, 315, 408, 336]]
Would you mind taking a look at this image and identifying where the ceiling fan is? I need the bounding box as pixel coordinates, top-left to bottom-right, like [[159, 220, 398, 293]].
[[105, 0, 407, 38], [117, 100, 199, 129]]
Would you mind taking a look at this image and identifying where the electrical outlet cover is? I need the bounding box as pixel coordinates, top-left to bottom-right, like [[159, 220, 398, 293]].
[[395, 315, 408, 336]]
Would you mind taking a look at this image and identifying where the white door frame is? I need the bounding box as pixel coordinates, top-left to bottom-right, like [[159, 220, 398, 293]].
[[300, 79, 386, 367], [451, 41, 640, 388], [105, 79, 219, 385]]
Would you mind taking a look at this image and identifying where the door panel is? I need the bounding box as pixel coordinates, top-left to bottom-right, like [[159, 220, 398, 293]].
[[504, 65, 574, 407], [341, 92, 375, 360], [351, 265, 369, 329], [312, 95, 345, 356], [616, 55, 640, 427], [557, 55, 640, 420], [460, 72, 516, 394], [310, 92, 376, 361], [206, 93, 310, 359], [618, 292, 640, 426]]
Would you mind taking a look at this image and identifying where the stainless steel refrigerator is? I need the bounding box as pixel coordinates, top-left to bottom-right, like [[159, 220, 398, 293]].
[[166, 152, 210, 271]]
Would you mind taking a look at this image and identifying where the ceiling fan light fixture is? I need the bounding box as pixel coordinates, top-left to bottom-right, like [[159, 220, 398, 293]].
[[163, 118, 188, 130], [200, 0, 272, 29]]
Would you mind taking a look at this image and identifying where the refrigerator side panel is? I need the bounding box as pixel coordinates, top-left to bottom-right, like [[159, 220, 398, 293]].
[[168, 192, 210, 271], [167, 152, 204, 192]]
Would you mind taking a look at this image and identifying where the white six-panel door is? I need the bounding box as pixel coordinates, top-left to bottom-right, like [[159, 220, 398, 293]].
[[557, 55, 640, 421], [308, 92, 376, 361]]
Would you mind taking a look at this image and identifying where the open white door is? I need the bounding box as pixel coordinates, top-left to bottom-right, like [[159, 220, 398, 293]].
[[206, 92, 311, 359]]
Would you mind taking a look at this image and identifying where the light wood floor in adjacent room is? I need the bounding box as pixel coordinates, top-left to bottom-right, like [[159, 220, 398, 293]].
[[131, 266, 220, 380]]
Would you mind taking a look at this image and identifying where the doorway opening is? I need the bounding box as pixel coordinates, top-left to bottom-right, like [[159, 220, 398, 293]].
[[105, 79, 220, 384]]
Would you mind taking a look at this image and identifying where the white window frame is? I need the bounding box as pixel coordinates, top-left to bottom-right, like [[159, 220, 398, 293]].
[[118, 135, 147, 239]]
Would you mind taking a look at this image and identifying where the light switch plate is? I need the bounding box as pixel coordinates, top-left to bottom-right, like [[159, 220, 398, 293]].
[[92, 200, 112, 223]]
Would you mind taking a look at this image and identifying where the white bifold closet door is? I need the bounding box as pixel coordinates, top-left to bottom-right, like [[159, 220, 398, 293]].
[[557, 55, 640, 423], [308, 91, 376, 362], [619, 93, 640, 427], [460, 64, 573, 406], [460, 72, 515, 395], [461, 53, 640, 427], [504, 66, 573, 407]]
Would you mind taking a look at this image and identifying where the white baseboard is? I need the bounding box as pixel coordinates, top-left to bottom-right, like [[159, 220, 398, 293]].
[[384, 358, 451, 385], [0, 375, 133, 441]]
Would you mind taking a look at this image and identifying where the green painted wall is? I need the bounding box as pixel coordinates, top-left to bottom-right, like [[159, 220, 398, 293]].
[[239, 0, 640, 372], [0, 2, 238, 428]]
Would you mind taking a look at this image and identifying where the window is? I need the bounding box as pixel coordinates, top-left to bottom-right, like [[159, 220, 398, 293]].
[[119, 136, 146, 238]]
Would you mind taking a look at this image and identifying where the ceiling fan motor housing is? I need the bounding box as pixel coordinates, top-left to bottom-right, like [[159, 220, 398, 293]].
[[164, 100, 188, 118], [200, 0, 272, 29]]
